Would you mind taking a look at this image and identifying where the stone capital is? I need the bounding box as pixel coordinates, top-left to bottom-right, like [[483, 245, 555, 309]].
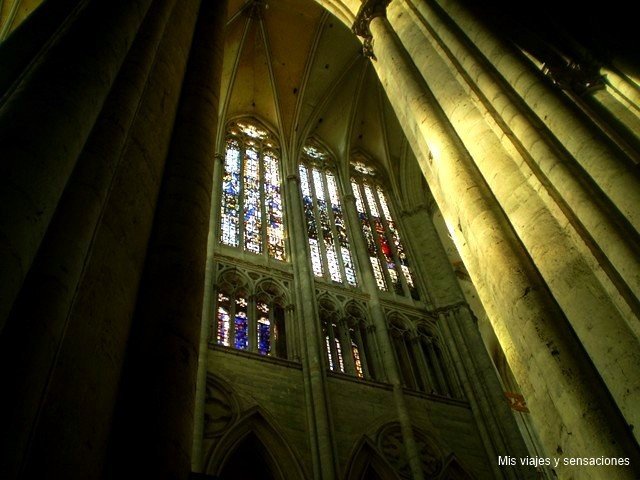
[[352, 0, 391, 59], [286, 173, 300, 184]]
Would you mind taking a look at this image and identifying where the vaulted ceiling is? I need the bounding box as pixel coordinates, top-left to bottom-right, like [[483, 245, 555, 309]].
[[220, 0, 426, 207]]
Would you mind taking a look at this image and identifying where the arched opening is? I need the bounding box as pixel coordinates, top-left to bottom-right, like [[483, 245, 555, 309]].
[[219, 432, 279, 480], [344, 437, 401, 480]]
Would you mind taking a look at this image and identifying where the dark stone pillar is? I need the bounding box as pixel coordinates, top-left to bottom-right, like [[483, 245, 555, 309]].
[[105, 0, 227, 477], [0, 0, 84, 95], [0, 0, 201, 477], [0, 0, 154, 331]]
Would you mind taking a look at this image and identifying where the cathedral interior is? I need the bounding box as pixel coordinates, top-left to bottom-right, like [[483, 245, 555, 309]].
[[0, 0, 639, 479]]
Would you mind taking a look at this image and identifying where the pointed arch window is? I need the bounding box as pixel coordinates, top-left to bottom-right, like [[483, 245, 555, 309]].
[[214, 272, 288, 359], [298, 142, 357, 286], [220, 119, 286, 260], [350, 158, 419, 299]]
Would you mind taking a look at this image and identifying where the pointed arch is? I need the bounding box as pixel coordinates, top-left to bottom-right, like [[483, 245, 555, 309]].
[[344, 436, 401, 480], [206, 407, 305, 480], [441, 454, 476, 479]]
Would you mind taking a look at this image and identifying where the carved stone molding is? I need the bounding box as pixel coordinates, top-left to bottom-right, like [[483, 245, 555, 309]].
[[352, 0, 391, 60], [542, 60, 605, 95], [204, 377, 240, 438], [377, 423, 443, 478], [286, 173, 300, 184]]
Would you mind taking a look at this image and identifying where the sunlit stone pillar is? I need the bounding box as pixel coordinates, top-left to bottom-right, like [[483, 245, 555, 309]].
[[398, 0, 640, 315], [286, 173, 338, 480], [431, 0, 640, 233], [400, 205, 532, 477], [366, 9, 640, 478], [387, 0, 640, 452]]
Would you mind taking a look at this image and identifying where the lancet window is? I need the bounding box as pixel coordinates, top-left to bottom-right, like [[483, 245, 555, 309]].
[[350, 158, 419, 299], [220, 119, 285, 260], [299, 142, 357, 286], [318, 295, 376, 380], [213, 270, 288, 359], [387, 313, 463, 398]]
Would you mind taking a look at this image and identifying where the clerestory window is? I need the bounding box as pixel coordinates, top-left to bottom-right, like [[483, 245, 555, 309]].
[[350, 157, 419, 299], [219, 119, 285, 260], [298, 141, 357, 286]]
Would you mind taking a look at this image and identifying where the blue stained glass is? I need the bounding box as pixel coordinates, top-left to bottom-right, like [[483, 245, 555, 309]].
[[220, 140, 241, 247], [257, 301, 271, 355], [265, 152, 285, 260], [234, 297, 249, 350], [220, 121, 286, 260], [243, 148, 262, 254]]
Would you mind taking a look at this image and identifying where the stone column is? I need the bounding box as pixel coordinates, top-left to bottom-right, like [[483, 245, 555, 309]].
[[389, 0, 640, 449], [430, 0, 640, 232], [0, 0, 156, 330], [0, 0, 83, 94], [106, 1, 225, 478], [0, 0, 180, 477], [286, 173, 338, 480], [366, 11, 640, 478], [193, 151, 225, 472], [3, 0, 200, 477], [343, 193, 425, 480]]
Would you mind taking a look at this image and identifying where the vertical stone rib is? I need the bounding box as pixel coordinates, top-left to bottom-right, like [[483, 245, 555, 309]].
[[342, 193, 425, 480], [0, 0, 155, 331], [287, 174, 338, 480]]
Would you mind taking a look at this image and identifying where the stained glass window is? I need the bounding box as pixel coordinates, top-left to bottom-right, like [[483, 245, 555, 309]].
[[299, 142, 357, 286], [219, 120, 285, 260], [214, 292, 249, 350], [214, 277, 287, 359], [350, 158, 419, 299]]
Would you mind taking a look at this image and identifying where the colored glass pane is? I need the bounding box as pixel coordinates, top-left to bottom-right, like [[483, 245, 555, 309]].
[[234, 297, 249, 350], [220, 141, 241, 247], [243, 148, 262, 254], [352, 341, 364, 378], [352, 181, 388, 291], [334, 336, 345, 373], [257, 301, 271, 355], [313, 168, 341, 282], [300, 165, 324, 277], [327, 173, 357, 286], [265, 152, 285, 260], [216, 293, 231, 346], [325, 336, 334, 370]]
